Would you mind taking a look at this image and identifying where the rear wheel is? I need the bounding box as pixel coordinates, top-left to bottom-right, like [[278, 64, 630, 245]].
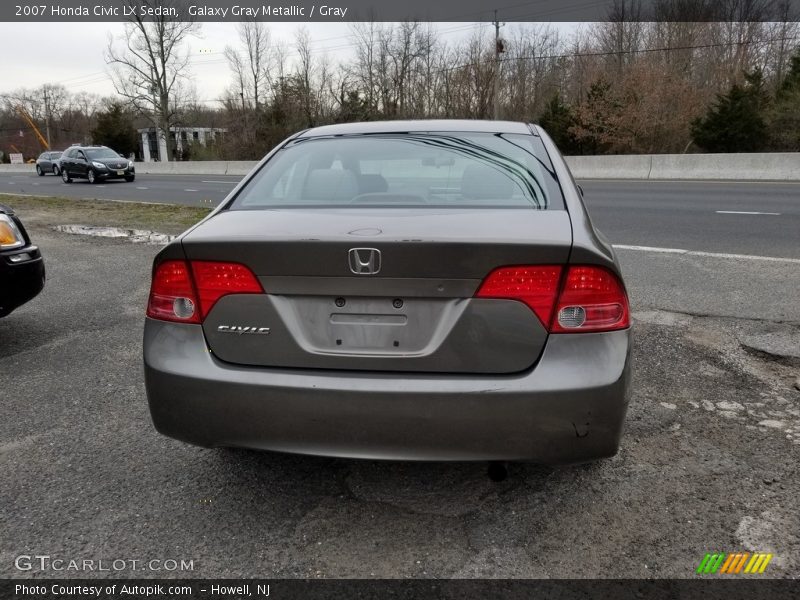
[[87, 169, 97, 184], [61, 168, 72, 183], [125, 175, 135, 182], [36, 165, 44, 176], [52, 165, 60, 176]]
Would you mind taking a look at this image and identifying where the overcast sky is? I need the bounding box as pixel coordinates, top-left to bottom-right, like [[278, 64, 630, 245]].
[[0, 21, 517, 107]]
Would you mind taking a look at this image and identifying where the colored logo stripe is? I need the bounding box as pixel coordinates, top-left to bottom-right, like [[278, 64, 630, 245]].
[[744, 553, 773, 574], [697, 552, 773, 574], [697, 553, 726, 574], [720, 553, 749, 573]]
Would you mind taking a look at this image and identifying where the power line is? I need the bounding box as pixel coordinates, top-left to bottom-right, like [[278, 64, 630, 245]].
[[435, 33, 800, 75]]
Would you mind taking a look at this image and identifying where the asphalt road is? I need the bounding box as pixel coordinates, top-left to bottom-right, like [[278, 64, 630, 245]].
[[2, 172, 799, 259], [1, 221, 798, 578], [580, 180, 800, 259]]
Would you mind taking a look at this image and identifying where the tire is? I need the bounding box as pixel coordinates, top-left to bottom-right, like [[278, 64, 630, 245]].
[[125, 175, 135, 182], [87, 169, 97, 184], [61, 168, 72, 183], [53, 165, 60, 176], [36, 165, 44, 176]]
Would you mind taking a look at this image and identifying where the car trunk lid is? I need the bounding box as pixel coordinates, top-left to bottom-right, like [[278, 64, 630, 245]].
[[181, 208, 572, 374]]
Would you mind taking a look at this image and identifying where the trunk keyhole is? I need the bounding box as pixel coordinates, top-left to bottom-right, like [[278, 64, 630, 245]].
[[335, 297, 346, 307], [393, 299, 403, 309]]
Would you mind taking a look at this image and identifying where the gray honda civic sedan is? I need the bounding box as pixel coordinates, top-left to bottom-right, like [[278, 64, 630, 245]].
[[144, 120, 631, 464]]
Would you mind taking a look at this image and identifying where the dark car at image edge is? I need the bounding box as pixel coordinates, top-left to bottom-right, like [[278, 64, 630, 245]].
[[143, 120, 632, 464], [60, 145, 135, 183], [0, 204, 45, 318]]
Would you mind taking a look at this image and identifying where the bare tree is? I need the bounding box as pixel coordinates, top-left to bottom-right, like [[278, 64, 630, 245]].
[[106, 0, 199, 160], [225, 20, 271, 110]]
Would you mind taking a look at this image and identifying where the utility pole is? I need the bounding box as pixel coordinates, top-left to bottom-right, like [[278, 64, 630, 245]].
[[493, 10, 504, 120], [42, 88, 52, 149]]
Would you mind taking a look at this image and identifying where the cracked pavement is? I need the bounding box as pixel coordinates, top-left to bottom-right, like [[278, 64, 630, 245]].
[[1, 227, 798, 579]]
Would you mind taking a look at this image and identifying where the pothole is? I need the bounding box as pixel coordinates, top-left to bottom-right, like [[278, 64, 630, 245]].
[[738, 331, 800, 367]]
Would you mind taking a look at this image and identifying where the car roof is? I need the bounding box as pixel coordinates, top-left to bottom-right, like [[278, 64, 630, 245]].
[[296, 120, 535, 138]]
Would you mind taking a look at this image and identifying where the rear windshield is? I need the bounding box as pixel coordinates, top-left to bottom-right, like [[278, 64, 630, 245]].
[[230, 132, 563, 210]]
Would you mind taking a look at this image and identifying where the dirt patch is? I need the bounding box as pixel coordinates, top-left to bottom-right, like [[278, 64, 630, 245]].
[[1, 194, 211, 235]]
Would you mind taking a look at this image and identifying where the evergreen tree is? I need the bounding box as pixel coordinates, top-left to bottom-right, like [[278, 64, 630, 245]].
[[537, 94, 580, 154], [767, 49, 800, 151], [91, 103, 138, 158], [691, 70, 767, 153]]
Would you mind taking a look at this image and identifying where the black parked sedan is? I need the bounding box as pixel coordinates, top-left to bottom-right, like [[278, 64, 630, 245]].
[[35, 151, 63, 176], [0, 204, 45, 317], [60, 145, 135, 183]]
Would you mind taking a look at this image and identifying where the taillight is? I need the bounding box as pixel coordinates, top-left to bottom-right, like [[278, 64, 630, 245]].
[[189, 261, 263, 318], [475, 264, 629, 333], [475, 266, 563, 326], [147, 260, 200, 323], [146, 260, 262, 323], [551, 266, 630, 333]]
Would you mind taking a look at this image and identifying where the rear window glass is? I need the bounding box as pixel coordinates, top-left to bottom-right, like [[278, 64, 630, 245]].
[[230, 132, 563, 210]]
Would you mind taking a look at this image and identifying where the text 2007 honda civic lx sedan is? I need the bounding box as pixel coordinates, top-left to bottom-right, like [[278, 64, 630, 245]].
[[144, 120, 631, 464]]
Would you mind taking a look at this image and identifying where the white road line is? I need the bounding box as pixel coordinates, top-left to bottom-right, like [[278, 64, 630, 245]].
[[136, 186, 149, 190], [201, 180, 238, 184], [613, 244, 800, 264], [184, 188, 198, 192], [716, 210, 781, 215]]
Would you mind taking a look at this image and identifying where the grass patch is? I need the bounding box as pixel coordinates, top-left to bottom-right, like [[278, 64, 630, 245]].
[[0, 194, 211, 235]]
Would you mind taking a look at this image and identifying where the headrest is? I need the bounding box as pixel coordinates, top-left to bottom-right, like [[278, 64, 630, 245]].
[[461, 164, 515, 200], [304, 169, 359, 201], [359, 174, 389, 194]]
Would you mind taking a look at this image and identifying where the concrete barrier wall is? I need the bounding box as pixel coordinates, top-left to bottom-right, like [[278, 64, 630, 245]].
[[564, 155, 652, 180], [3, 153, 800, 180], [564, 153, 800, 180]]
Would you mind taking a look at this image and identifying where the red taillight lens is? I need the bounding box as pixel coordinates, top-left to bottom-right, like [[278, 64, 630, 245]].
[[146, 260, 263, 323], [475, 266, 563, 326], [551, 266, 630, 333], [189, 261, 263, 318], [146, 260, 200, 323], [474, 264, 629, 333]]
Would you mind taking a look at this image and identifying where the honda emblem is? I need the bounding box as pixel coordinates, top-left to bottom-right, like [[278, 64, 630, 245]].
[[348, 248, 381, 275]]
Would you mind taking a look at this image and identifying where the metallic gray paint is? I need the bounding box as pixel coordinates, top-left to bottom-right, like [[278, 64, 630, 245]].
[[144, 320, 630, 463], [180, 209, 573, 278], [203, 296, 547, 373], [144, 120, 632, 462]]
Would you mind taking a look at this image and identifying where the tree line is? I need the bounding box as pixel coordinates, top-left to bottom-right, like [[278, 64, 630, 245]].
[[2, 5, 800, 160]]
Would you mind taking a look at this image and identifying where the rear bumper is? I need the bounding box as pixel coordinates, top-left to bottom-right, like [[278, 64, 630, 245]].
[[144, 320, 631, 463], [0, 246, 45, 316]]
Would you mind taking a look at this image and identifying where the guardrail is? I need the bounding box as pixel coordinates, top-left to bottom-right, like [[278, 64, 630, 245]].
[[2, 153, 799, 180]]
